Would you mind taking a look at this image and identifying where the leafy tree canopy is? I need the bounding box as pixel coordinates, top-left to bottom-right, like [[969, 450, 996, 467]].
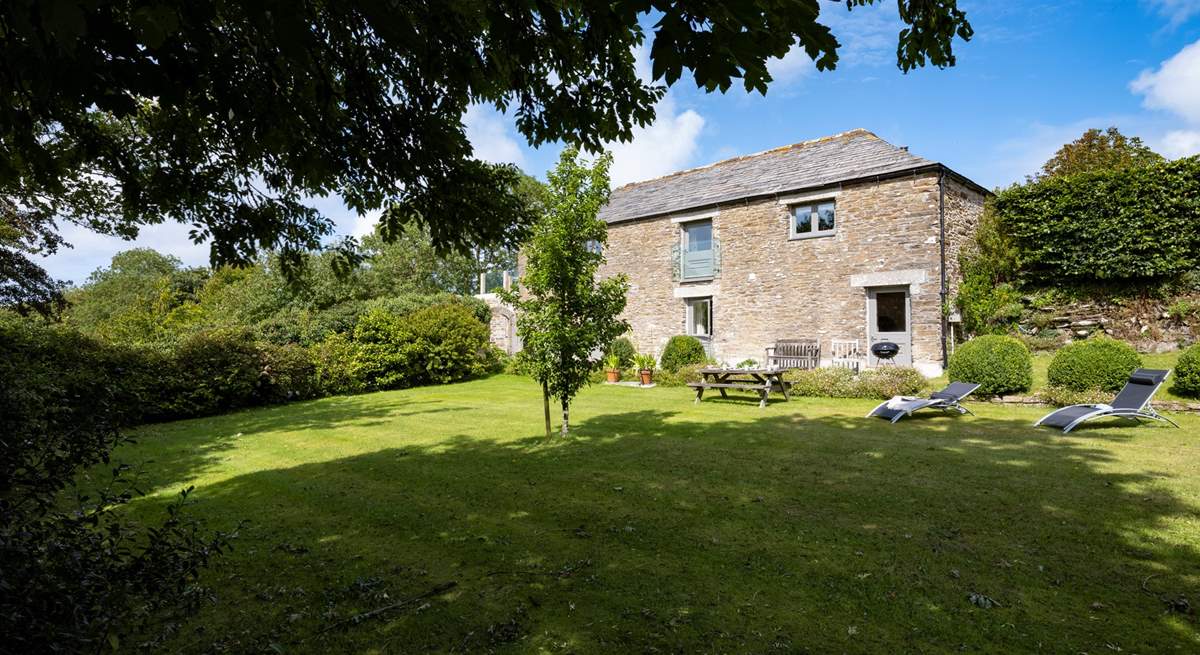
[[1037, 127, 1165, 180], [2, 0, 974, 313]]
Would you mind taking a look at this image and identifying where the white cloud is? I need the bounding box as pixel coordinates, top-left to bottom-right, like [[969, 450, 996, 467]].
[[1145, 0, 1200, 27], [463, 104, 528, 167], [1131, 39, 1200, 124], [38, 220, 210, 286], [604, 42, 707, 187], [767, 46, 817, 83], [1159, 129, 1200, 157], [607, 95, 706, 187], [818, 0, 901, 69]]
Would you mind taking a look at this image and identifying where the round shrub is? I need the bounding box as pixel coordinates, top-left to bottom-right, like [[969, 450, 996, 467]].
[[947, 335, 1033, 396], [1170, 344, 1200, 398], [1047, 336, 1141, 392], [659, 335, 707, 373], [604, 336, 637, 369]]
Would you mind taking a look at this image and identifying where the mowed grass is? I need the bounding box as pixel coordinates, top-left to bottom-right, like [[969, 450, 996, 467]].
[[110, 376, 1200, 653]]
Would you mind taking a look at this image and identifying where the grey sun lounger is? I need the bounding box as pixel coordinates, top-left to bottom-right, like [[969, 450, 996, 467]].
[[1035, 368, 1180, 434], [867, 382, 981, 423]]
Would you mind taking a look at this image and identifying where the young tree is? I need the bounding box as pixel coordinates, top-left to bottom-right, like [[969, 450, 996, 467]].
[[1037, 127, 1164, 180], [501, 149, 629, 437]]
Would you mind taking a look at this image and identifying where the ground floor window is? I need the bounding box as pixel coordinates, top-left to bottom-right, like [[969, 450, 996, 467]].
[[686, 297, 712, 338]]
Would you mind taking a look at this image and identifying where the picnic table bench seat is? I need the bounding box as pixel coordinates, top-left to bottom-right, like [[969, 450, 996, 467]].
[[690, 367, 792, 408]]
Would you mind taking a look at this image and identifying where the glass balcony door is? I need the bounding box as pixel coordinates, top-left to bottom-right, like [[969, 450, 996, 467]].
[[681, 220, 714, 280]]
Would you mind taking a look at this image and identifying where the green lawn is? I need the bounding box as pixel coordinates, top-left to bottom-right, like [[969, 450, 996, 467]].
[[114, 376, 1199, 653]]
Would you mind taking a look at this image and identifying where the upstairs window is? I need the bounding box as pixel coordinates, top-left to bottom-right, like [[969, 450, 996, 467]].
[[790, 200, 836, 239], [680, 220, 714, 280]]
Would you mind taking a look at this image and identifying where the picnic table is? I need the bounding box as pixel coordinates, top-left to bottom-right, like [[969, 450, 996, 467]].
[[688, 367, 792, 408]]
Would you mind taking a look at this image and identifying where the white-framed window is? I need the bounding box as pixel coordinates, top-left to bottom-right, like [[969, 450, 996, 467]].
[[686, 296, 712, 338], [585, 239, 602, 255], [789, 199, 836, 239]]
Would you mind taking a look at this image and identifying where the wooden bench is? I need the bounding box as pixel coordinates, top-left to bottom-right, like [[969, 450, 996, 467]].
[[765, 339, 820, 370]]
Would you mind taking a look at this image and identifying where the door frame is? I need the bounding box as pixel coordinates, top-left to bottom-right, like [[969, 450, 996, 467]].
[[866, 285, 912, 366]]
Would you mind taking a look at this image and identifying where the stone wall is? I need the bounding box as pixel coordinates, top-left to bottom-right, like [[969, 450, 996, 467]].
[[597, 172, 985, 376], [478, 293, 518, 354]]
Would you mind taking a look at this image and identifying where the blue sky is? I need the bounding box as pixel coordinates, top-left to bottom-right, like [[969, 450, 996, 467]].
[[40, 0, 1200, 284]]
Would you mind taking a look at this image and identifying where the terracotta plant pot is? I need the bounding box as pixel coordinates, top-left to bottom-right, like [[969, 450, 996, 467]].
[[639, 369, 653, 385], [606, 369, 621, 383]]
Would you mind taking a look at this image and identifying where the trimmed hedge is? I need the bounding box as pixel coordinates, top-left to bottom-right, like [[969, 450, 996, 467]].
[[947, 335, 1033, 396], [994, 156, 1200, 281], [660, 335, 707, 373], [1047, 336, 1141, 392], [1175, 344, 1200, 398]]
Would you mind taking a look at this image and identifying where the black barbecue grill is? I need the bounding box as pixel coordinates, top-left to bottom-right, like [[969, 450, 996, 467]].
[[871, 341, 900, 365]]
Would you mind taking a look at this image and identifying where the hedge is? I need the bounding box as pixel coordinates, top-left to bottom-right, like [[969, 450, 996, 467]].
[[947, 335, 1033, 396], [993, 156, 1200, 281], [1046, 336, 1141, 392]]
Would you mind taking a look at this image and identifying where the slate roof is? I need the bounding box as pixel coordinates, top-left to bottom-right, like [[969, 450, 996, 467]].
[[599, 129, 957, 224]]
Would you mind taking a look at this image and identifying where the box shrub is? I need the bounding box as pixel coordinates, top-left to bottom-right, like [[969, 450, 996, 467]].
[[947, 335, 1033, 396], [660, 335, 707, 373], [604, 336, 637, 369], [1170, 344, 1200, 398], [1047, 336, 1142, 392]]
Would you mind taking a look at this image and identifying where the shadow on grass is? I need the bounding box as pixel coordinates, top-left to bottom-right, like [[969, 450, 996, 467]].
[[127, 405, 1199, 653]]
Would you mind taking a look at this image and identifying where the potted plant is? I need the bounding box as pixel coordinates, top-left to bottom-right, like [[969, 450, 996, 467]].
[[634, 353, 656, 386], [604, 353, 622, 383]]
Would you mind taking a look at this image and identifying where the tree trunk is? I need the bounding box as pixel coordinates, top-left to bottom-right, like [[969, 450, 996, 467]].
[[560, 398, 570, 437], [542, 381, 552, 439]]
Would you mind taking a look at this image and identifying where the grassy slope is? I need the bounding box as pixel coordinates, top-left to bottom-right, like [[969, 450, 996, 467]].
[[114, 376, 1199, 653]]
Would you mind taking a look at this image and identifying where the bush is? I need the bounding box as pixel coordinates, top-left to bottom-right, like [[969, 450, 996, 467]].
[[351, 304, 489, 389], [857, 367, 928, 399], [259, 342, 320, 403], [947, 335, 1033, 396], [994, 156, 1200, 281], [783, 366, 927, 399], [653, 363, 707, 387], [159, 329, 267, 418], [308, 333, 365, 396], [1175, 344, 1200, 398], [1047, 335, 1142, 392], [366, 292, 491, 325], [660, 335, 707, 373], [0, 315, 232, 653], [604, 336, 637, 369], [785, 366, 858, 397]]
